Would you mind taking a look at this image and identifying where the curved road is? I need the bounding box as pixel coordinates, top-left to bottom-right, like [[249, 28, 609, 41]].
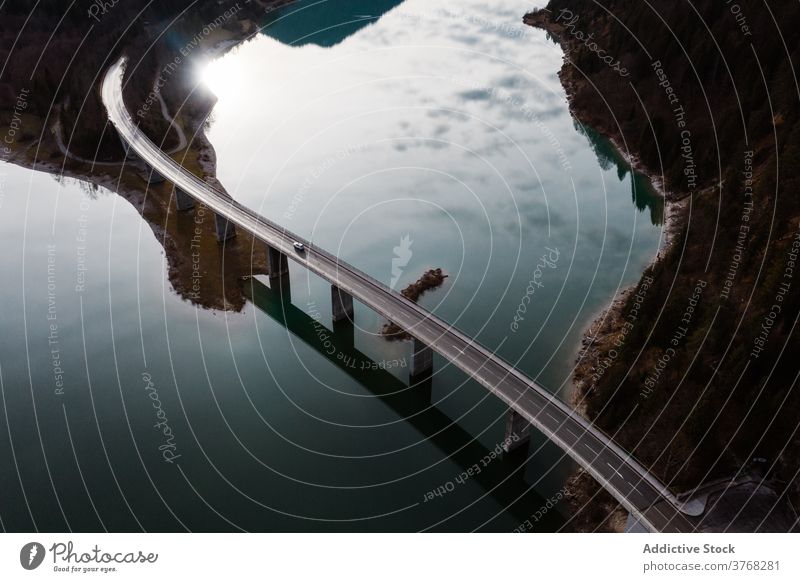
[[103, 57, 698, 532]]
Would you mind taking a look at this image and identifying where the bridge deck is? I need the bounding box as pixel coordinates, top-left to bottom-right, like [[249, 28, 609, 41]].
[[102, 57, 696, 532]]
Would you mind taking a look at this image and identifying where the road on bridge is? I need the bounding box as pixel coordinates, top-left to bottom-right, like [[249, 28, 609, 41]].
[[103, 56, 698, 533]]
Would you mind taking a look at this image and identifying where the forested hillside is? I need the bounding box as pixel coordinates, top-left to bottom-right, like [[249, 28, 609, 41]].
[[527, 0, 800, 530]]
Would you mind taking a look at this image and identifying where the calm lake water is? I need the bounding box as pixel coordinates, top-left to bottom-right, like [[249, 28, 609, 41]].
[[0, 0, 662, 531]]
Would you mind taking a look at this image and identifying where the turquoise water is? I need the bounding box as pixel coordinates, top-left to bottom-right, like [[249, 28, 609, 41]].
[[0, 0, 662, 532]]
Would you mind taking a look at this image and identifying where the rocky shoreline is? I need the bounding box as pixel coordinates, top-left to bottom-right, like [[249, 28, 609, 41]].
[[2, 6, 282, 311], [524, 3, 800, 533], [524, 7, 690, 531]]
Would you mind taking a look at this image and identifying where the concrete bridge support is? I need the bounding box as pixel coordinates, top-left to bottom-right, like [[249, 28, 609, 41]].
[[214, 213, 236, 242], [266, 245, 290, 300], [410, 337, 433, 380], [331, 286, 354, 323], [332, 316, 354, 354], [142, 169, 165, 185], [173, 187, 195, 211], [118, 133, 139, 162], [503, 410, 531, 453], [267, 245, 289, 281]]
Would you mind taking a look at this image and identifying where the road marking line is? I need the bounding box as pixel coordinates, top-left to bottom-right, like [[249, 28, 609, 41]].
[[626, 480, 644, 495], [584, 442, 599, 455]]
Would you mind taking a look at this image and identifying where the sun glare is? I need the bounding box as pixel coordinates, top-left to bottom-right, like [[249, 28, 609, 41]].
[[200, 57, 241, 100]]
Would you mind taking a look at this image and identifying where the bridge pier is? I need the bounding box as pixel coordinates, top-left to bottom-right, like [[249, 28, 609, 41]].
[[117, 132, 139, 162], [410, 337, 433, 381], [331, 286, 354, 324], [142, 169, 165, 185], [214, 213, 236, 242], [503, 410, 531, 453], [173, 187, 195, 211], [332, 317, 354, 354], [267, 244, 289, 280]]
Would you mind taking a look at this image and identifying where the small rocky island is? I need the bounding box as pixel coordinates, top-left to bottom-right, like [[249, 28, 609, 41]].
[[382, 268, 448, 340]]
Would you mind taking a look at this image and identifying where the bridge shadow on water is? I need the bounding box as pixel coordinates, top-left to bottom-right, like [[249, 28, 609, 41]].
[[243, 276, 570, 531]]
